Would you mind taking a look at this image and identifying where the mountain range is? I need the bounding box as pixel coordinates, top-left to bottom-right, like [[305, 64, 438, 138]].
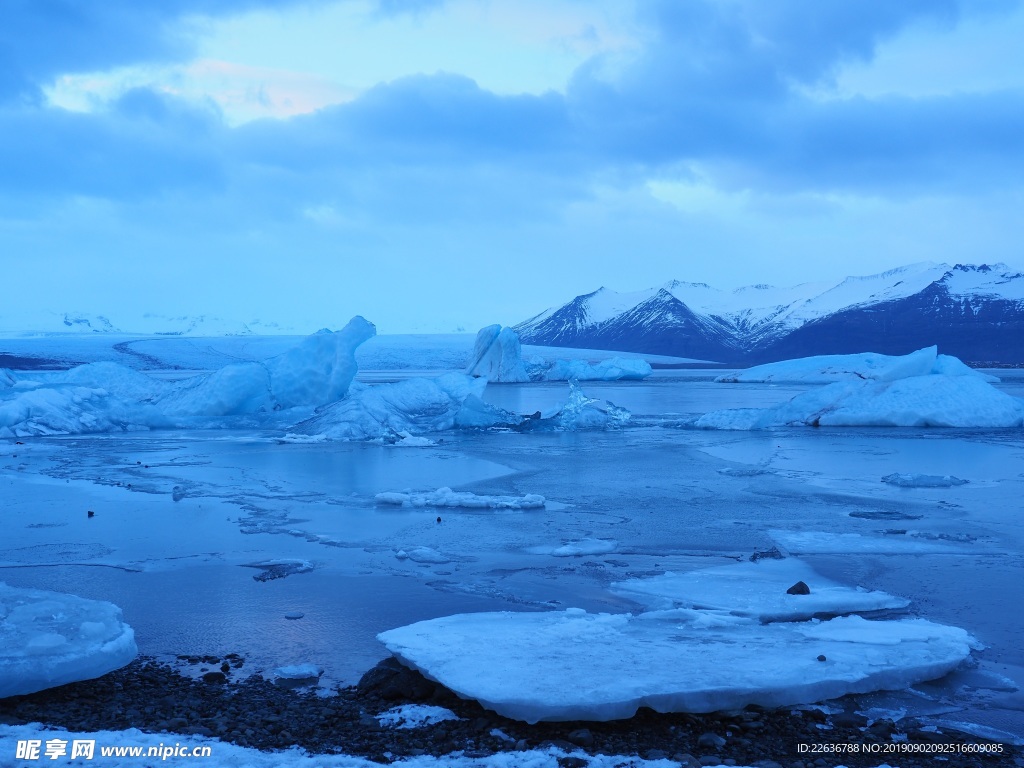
[[513, 263, 1024, 365]]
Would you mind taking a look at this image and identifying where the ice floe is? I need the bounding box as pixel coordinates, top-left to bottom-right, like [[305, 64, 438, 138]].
[[0, 583, 137, 698], [771, 530, 971, 555], [611, 559, 909, 622], [242, 559, 315, 582], [716, 346, 999, 384], [528, 539, 617, 557], [697, 348, 1024, 429], [395, 547, 451, 564], [376, 488, 545, 510], [379, 609, 976, 723], [272, 663, 323, 681], [376, 704, 461, 729], [881, 473, 970, 488]]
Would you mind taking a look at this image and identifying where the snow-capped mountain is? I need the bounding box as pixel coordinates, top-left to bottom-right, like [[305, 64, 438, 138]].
[[514, 263, 1024, 364]]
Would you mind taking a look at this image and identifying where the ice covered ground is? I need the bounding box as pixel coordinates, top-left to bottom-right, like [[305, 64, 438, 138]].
[[2, 336, 1024, 747]]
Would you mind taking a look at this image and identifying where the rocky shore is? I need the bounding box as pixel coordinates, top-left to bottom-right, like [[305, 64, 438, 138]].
[[0, 655, 1020, 768]]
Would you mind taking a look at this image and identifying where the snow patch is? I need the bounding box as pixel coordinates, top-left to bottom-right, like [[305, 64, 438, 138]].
[[376, 704, 461, 729]]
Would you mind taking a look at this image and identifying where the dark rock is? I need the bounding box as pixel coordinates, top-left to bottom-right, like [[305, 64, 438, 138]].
[[356, 657, 434, 701], [750, 546, 784, 562], [567, 728, 594, 747], [816, 655, 826, 662], [697, 731, 726, 749], [556, 758, 588, 768], [202, 672, 227, 684], [831, 711, 868, 728], [786, 581, 810, 595]]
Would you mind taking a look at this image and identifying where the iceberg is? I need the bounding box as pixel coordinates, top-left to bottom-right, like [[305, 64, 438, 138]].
[[611, 559, 909, 622], [0, 583, 138, 698], [378, 609, 976, 723], [376, 488, 545, 510], [466, 325, 530, 383], [295, 373, 521, 441], [266, 317, 376, 408], [0, 318, 377, 436], [156, 362, 274, 419], [549, 381, 631, 430], [468, 325, 651, 382], [0, 384, 159, 438], [697, 350, 1024, 429], [717, 346, 999, 384]]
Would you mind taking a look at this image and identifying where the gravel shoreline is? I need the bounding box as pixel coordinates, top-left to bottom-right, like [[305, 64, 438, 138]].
[[1, 655, 1020, 768]]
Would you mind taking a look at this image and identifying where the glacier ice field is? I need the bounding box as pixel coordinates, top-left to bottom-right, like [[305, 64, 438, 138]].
[[2, 329, 1024, 741]]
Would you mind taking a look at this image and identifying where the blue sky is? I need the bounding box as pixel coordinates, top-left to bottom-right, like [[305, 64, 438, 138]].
[[2, 0, 1023, 333]]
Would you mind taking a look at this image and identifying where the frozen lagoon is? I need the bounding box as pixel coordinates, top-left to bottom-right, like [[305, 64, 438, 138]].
[[2, 340, 1024, 743]]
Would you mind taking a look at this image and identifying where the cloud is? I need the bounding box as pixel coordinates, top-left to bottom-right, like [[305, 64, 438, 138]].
[[2, 0, 1023, 217], [0, 0, 340, 103]]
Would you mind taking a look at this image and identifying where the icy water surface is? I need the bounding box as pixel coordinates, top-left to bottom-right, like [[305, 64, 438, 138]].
[[3, 373, 1024, 742]]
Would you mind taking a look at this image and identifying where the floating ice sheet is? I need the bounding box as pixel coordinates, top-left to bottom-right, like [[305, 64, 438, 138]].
[[611, 559, 909, 621], [882, 473, 970, 488], [376, 488, 545, 510], [771, 530, 971, 555], [527, 539, 617, 557], [0, 583, 137, 698], [379, 610, 976, 723]]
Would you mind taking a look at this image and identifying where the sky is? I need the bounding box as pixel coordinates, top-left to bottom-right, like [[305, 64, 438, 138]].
[[2, 0, 1024, 333]]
